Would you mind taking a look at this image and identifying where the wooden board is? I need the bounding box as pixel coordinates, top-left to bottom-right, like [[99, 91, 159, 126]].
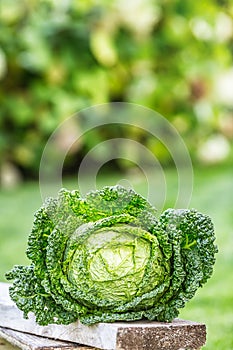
[[0, 327, 95, 350], [0, 283, 206, 350]]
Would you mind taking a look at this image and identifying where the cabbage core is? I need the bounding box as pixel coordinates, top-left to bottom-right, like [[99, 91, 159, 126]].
[[67, 224, 165, 304]]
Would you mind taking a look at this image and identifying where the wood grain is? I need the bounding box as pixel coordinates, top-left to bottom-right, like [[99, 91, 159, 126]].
[[0, 328, 97, 350]]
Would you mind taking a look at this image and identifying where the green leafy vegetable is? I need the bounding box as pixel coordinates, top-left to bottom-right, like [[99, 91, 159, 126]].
[[6, 186, 217, 325]]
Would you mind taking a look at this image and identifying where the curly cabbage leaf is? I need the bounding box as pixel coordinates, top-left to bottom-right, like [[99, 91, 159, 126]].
[[6, 186, 217, 325]]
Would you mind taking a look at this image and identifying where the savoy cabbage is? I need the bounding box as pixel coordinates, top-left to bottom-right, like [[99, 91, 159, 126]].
[[6, 186, 217, 325]]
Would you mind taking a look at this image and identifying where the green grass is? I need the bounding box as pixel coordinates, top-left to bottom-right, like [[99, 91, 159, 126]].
[[0, 165, 232, 349]]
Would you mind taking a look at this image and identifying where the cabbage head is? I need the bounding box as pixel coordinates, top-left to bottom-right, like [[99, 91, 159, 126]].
[[6, 186, 217, 325]]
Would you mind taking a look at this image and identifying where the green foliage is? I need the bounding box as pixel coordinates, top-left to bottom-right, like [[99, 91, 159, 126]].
[[0, 0, 233, 178], [6, 185, 217, 325]]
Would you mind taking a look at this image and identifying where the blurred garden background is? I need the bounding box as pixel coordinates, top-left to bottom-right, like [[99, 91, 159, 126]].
[[0, 1, 233, 349]]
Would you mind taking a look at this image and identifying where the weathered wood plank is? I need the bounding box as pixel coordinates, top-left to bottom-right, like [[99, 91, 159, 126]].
[[0, 327, 95, 350], [0, 283, 206, 350]]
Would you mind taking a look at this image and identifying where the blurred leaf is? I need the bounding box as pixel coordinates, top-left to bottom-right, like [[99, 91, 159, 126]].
[[0, 48, 7, 79], [90, 28, 118, 67], [0, 0, 26, 24], [13, 145, 34, 167]]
